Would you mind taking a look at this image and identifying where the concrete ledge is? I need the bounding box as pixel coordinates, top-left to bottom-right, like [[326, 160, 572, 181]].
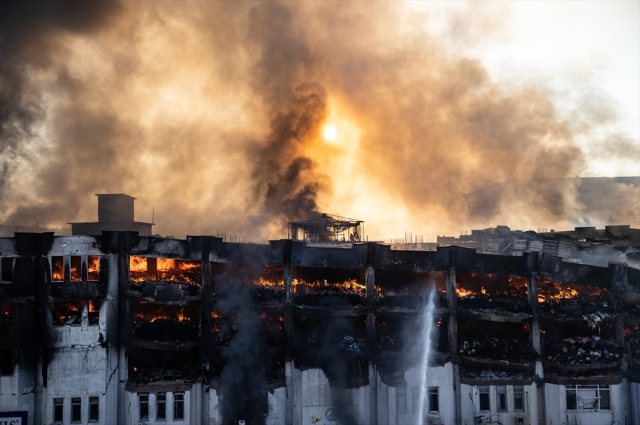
[[131, 337, 199, 352], [292, 304, 368, 316]]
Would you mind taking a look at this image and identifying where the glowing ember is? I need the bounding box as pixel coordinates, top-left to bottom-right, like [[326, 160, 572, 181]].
[[538, 278, 608, 302], [132, 302, 197, 324], [52, 256, 64, 281], [129, 256, 201, 284], [293, 278, 367, 295]]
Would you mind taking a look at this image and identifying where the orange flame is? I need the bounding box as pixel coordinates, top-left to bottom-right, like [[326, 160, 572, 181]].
[[292, 278, 370, 295], [538, 278, 608, 302], [88, 256, 100, 280]]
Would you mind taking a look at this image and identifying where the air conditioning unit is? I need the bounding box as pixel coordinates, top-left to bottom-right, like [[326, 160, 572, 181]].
[[427, 413, 443, 425], [515, 416, 526, 425], [475, 416, 486, 425]]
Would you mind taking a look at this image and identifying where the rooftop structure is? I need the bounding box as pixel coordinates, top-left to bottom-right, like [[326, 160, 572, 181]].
[[68, 193, 154, 236], [288, 213, 363, 242]]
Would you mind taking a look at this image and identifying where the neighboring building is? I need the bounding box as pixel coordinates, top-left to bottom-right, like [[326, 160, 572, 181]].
[[69, 194, 154, 236], [1, 228, 640, 424], [0, 224, 71, 237]]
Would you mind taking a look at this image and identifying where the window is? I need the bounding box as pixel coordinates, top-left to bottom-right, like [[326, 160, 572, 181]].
[[497, 386, 507, 411], [89, 397, 99, 422], [411, 387, 420, 414], [52, 256, 64, 281], [513, 386, 524, 411], [174, 393, 184, 419], [479, 386, 490, 411], [1, 258, 13, 282], [88, 256, 100, 281], [566, 385, 611, 411], [70, 256, 82, 281], [54, 398, 64, 423], [140, 394, 149, 419], [157, 393, 166, 420], [72, 397, 81, 422], [428, 387, 439, 413], [396, 387, 407, 413], [1, 349, 13, 375]]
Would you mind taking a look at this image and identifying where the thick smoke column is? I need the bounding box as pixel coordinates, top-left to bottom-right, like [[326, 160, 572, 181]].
[[0, 1, 637, 238]]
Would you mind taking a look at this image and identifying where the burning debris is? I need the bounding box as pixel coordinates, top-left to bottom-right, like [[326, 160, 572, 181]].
[[130, 256, 202, 284], [544, 336, 622, 367], [132, 303, 200, 344]]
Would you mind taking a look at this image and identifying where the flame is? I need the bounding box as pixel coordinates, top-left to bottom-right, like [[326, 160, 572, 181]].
[[132, 303, 193, 324], [52, 256, 64, 281], [2, 303, 12, 323], [129, 256, 202, 284], [53, 301, 82, 325], [292, 278, 368, 295], [130, 256, 147, 272], [456, 287, 476, 297], [455, 274, 528, 297], [624, 326, 639, 336], [88, 256, 100, 280], [538, 278, 608, 302]]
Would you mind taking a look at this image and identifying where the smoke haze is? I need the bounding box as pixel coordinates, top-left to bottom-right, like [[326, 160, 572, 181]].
[[1, 0, 638, 239]]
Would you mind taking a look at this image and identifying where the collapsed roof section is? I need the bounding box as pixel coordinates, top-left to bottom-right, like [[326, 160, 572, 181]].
[[288, 213, 363, 242]]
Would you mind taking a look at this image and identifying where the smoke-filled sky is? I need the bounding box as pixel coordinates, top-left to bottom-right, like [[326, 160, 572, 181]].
[[1, 0, 638, 241]]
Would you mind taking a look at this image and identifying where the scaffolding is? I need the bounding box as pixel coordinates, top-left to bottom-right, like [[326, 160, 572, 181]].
[[288, 213, 363, 242]]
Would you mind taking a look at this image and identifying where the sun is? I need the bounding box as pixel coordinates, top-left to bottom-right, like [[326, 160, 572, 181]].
[[323, 124, 338, 142]]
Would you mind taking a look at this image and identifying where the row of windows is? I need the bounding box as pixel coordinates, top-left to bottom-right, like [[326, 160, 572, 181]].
[[139, 393, 184, 420], [396, 386, 439, 414], [51, 256, 100, 282], [478, 385, 525, 412], [53, 397, 99, 423]]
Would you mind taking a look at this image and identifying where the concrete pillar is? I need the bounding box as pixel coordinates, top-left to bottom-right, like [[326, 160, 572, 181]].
[[527, 274, 541, 355], [285, 360, 294, 425], [147, 256, 157, 279], [283, 240, 294, 425], [446, 267, 457, 355], [369, 362, 377, 425], [198, 237, 214, 425]]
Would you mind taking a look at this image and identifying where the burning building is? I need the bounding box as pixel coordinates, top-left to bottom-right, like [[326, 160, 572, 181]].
[[1, 222, 640, 425]]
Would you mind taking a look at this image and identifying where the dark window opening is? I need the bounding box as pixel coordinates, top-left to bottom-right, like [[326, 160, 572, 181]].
[[52, 256, 64, 281], [88, 256, 100, 281], [72, 397, 81, 422], [600, 388, 611, 410], [429, 387, 439, 413], [174, 393, 184, 419], [1, 349, 13, 375], [52, 301, 82, 326], [89, 397, 99, 421], [157, 393, 166, 420], [54, 398, 63, 423], [70, 256, 82, 281], [479, 386, 490, 411], [566, 389, 577, 410], [2, 303, 12, 325], [513, 386, 524, 411], [497, 386, 507, 411], [1, 258, 13, 282], [139, 394, 149, 419]]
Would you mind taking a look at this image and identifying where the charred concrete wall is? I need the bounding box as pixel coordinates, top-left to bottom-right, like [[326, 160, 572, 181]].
[[1, 231, 640, 425]]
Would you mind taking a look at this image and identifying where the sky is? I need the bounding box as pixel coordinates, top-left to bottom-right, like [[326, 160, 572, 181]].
[[0, 0, 638, 241]]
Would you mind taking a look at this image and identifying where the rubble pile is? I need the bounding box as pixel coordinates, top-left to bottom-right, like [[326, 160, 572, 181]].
[[135, 320, 199, 343], [545, 336, 622, 366], [540, 298, 615, 328], [458, 295, 531, 315], [459, 337, 538, 361], [128, 365, 200, 385]]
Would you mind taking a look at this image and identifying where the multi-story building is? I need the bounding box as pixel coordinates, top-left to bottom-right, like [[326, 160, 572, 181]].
[[1, 227, 640, 425]]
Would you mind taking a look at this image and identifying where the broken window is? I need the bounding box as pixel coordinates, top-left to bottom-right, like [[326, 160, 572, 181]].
[[157, 393, 166, 420], [2, 303, 12, 325], [566, 385, 611, 411], [429, 387, 439, 413], [88, 300, 100, 325], [71, 397, 81, 422], [89, 397, 99, 422], [513, 386, 524, 411], [497, 386, 507, 411], [52, 301, 82, 326], [174, 393, 184, 419], [1, 257, 13, 282], [52, 256, 64, 281], [396, 387, 407, 413], [70, 256, 82, 281], [54, 398, 64, 423], [479, 386, 490, 411], [88, 256, 100, 281], [139, 394, 149, 419]]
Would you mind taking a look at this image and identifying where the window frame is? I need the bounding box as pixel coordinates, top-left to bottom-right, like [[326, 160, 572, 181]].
[[71, 397, 82, 423], [53, 398, 64, 424], [157, 393, 167, 420], [139, 393, 150, 420], [496, 386, 507, 412], [565, 385, 611, 411], [89, 396, 99, 422], [428, 386, 439, 413], [478, 386, 491, 412], [70, 256, 82, 281], [513, 386, 524, 412], [174, 393, 185, 420], [88, 255, 100, 281]]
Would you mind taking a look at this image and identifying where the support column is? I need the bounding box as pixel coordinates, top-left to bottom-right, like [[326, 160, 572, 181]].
[[283, 239, 294, 425], [446, 267, 457, 355], [527, 273, 541, 355], [365, 242, 377, 425], [199, 237, 214, 425]]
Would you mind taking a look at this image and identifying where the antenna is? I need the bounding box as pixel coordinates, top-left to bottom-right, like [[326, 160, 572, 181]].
[[151, 207, 155, 225]]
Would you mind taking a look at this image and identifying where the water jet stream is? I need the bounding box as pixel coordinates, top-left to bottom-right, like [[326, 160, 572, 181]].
[[416, 289, 436, 425]]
